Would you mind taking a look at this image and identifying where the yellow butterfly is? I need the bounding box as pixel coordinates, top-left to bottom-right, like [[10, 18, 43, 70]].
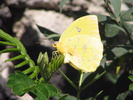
[[53, 15, 103, 73]]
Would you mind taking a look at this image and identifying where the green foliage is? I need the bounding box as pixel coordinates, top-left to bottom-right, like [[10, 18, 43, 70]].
[[99, 1, 133, 97], [0, 30, 64, 99], [123, 0, 133, 3], [37, 25, 60, 41], [105, 24, 124, 37], [6, 71, 60, 99], [81, 67, 106, 91], [59, 0, 68, 12], [129, 75, 133, 91], [110, 0, 121, 19], [56, 94, 77, 100], [37, 52, 64, 82], [33, 83, 61, 100], [86, 90, 103, 100], [116, 91, 129, 100], [103, 91, 129, 100], [6, 71, 36, 96], [0, 29, 38, 78]]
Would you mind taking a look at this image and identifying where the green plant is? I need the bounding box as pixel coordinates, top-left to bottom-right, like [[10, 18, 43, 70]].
[[0, 0, 133, 100], [0, 30, 64, 99]]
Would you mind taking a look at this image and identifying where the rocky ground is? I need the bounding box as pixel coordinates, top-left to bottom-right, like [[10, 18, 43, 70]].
[[0, 0, 129, 100]]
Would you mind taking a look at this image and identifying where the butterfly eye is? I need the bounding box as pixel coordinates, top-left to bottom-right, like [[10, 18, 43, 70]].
[[52, 43, 56, 47]]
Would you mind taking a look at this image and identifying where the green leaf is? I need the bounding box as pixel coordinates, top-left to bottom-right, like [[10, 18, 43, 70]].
[[57, 94, 69, 100], [122, 21, 133, 34], [109, 13, 116, 20], [96, 14, 110, 22], [56, 94, 77, 100], [111, 47, 128, 58], [45, 83, 61, 97], [0, 29, 36, 70], [0, 41, 16, 46], [64, 95, 77, 100], [105, 24, 121, 37], [105, 24, 117, 37], [107, 72, 129, 99], [116, 91, 129, 100], [85, 97, 93, 100], [59, 0, 67, 13], [11, 71, 35, 85], [6, 71, 35, 96], [82, 66, 105, 85], [128, 75, 133, 82], [38, 52, 49, 66], [36, 25, 60, 41], [0, 29, 27, 54], [0, 48, 20, 54], [22, 67, 35, 74], [5, 55, 25, 62], [32, 83, 61, 100], [100, 55, 107, 68], [39, 77, 45, 83], [86, 90, 103, 100], [12, 84, 29, 95], [120, 7, 133, 21], [7, 71, 60, 99], [37, 52, 64, 82], [37, 52, 44, 64], [34, 97, 39, 100], [104, 96, 109, 100], [81, 67, 106, 91], [95, 90, 103, 98], [15, 60, 29, 68], [110, 0, 121, 19], [129, 83, 133, 91], [34, 84, 49, 100], [29, 66, 40, 79], [106, 73, 119, 84], [123, 0, 133, 3]]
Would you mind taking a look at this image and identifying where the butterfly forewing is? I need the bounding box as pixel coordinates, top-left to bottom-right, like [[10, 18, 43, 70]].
[[59, 15, 100, 42]]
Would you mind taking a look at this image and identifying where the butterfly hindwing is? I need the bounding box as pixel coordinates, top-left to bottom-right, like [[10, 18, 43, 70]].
[[62, 35, 103, 72]]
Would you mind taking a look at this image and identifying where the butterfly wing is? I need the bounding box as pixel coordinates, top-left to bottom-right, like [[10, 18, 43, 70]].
[[59, 15, 100, 42], [60, 35, 103, 72], [56, 15, 103, 72]]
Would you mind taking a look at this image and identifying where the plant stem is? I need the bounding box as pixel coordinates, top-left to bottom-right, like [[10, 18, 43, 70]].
[[77, 90, 80, 100], [81, 71, 106, 92], [122, 24, 133, 45], [77, 71, 84, 100], [79, 71, 83, 87], [58, 69, 77, 90]]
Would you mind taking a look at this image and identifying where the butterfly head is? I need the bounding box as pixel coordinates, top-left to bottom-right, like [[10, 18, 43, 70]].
[[52, 42, 66, 54], [53, 42, 74, 57]]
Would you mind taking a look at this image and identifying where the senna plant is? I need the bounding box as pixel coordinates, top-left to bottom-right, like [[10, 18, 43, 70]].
[[0, 30, 64, 99]]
